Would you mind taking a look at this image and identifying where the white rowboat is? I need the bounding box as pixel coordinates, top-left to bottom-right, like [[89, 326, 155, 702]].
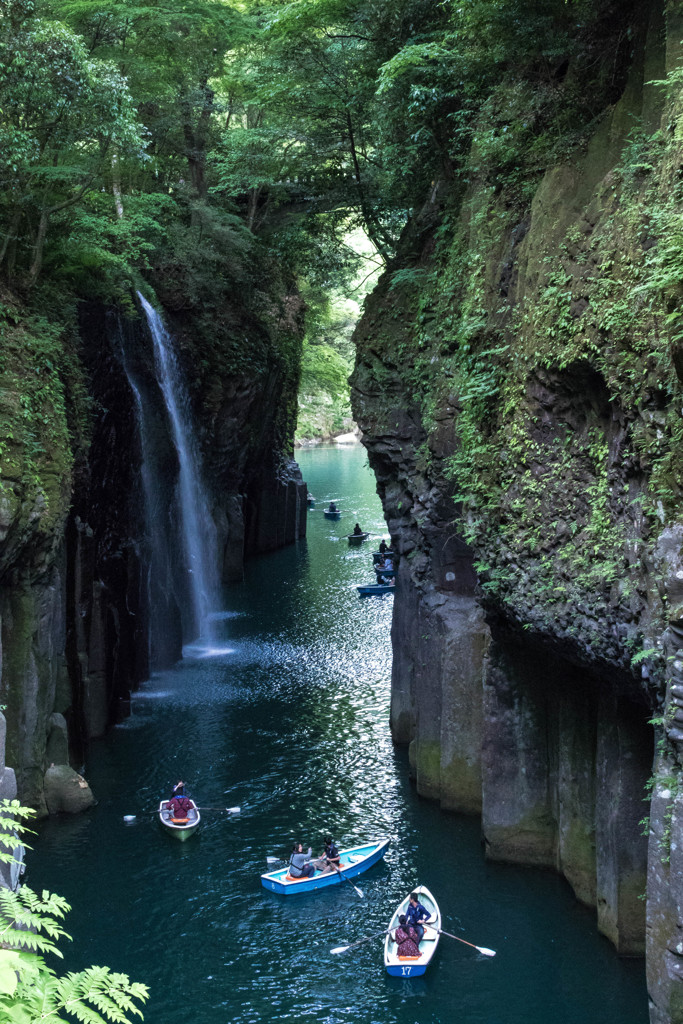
[[383, 885, 441, 977], [158, 799, 200, 841]]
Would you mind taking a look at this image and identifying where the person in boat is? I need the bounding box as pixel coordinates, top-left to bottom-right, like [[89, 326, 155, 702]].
[[167, 782, 193, 820], [405, 892, 431, 941], [393, 914, 421, 957], [378, 556, 394, 570], [289, 842, 315, 878], [379, 539, 389, 555], [328, 502, 338, 513], [353, 523, 364, 536], [314, 836, 341, 874]]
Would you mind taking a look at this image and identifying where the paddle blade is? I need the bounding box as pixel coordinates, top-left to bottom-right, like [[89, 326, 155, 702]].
[[477, 947, 496, 957], [353, 887, 364, 898], [226, 806, 241, 814], [266, 857, 281, 865], [330, 946, 349, 955]]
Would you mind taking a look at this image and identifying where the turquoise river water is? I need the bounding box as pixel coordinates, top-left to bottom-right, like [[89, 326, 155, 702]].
[[30, 445, 647, 1024]]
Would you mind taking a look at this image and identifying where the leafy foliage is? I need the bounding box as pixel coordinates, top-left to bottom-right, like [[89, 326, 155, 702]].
[[0, 803, 147, 1024]]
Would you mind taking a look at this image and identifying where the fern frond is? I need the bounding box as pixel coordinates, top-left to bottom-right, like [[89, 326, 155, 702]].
[[47, 967, 148, 1024], [0, 887, 70, 955]]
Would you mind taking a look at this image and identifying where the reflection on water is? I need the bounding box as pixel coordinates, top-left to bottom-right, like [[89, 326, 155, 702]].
[[30, 446, 646, 1024]]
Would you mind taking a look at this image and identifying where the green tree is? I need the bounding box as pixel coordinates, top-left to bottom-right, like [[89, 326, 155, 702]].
[[0, 0, 143, 287]]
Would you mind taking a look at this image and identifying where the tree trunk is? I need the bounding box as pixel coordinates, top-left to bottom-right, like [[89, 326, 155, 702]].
[[0, 207, 22, 268], [182, 80, 215, 216], [27, 209, 50, 288], [345, 112, 392, 263], [247, 186, 262, 232], [112, 152, 124, 220]]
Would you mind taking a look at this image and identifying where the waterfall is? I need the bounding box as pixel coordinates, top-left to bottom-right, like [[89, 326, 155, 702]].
[[137, 292, 219, 642]]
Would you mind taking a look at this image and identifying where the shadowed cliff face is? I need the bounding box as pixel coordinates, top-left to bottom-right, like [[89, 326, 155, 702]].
[[0, 289, 306, 815], [352, 2, 683, 1019]]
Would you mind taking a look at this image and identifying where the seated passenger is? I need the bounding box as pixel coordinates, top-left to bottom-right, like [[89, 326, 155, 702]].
[[289, 842, 315, 878], [353, 523, 364, 535], [328, 502, 338, 513], [394, 914, 421, 957]]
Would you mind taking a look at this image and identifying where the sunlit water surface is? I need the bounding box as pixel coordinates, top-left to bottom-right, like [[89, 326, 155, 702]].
[[31, 445, 646, 1024]]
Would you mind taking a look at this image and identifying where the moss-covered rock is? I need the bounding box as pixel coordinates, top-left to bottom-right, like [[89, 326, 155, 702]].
[[351, 0, 682, 991]]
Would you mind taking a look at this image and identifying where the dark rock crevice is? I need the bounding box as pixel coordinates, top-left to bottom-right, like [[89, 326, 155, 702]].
[[0, 291, 307, 815]]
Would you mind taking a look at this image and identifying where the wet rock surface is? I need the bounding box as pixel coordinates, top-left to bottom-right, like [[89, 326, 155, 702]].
[[0, 292, 307, 816], [351, 4, 683, 1019], [43, 765, 96, 814]]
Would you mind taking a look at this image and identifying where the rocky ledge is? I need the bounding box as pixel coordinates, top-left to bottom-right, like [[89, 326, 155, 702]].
[[352, 4, 683, 1021]]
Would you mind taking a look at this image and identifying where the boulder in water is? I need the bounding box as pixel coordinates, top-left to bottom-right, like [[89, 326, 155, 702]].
[[43, 765, 96, 814]]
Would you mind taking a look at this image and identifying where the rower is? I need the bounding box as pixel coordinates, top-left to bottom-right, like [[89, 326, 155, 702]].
[[315, 836, 341, 873], [167, 781, 192, 821], [405, 892, 431, 941]]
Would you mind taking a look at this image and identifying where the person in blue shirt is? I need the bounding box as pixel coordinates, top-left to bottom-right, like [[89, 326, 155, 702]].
[[405, 892, 431, 941], [314, 836, 341, 874]]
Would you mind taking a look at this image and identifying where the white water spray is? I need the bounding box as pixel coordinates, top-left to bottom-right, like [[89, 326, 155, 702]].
[[137, 292, 219, 641]]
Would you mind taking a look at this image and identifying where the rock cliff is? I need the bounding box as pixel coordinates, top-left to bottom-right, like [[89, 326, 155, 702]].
[[352, 3, 683, 1020], [0, 281, 306, 815]]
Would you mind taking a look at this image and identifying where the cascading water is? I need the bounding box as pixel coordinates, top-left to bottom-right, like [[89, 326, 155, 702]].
[[137, 292, 219, 643]]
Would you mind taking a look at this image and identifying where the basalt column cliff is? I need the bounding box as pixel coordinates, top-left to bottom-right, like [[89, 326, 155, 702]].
[[352, 4, 683, 1021], [0, 281, 307, 817]]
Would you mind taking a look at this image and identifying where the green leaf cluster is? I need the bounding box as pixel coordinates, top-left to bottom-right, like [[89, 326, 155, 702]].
[[0, 802, 148, 1024]]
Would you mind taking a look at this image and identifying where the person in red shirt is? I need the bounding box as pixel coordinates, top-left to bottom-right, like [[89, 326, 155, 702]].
[[393, 915, 421, 957], [167, 781, 192, 820]]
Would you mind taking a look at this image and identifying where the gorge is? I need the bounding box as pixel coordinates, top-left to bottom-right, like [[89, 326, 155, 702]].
[[3, 0, 683, 1022]]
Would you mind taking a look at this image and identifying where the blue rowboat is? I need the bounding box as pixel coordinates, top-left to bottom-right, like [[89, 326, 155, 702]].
[[384, 885, 441, 977], [347, 532, 369, 544], [357, 583, 394, 596], [324, 509, 341, 519], [374, 566, 395, 578], [261, 839, 390, 895], [372, 550, 395, 564]]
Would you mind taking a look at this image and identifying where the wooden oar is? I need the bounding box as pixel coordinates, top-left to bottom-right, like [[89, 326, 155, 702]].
[[331, 928, 392, 955], [332, 862, 363, 898], [437, 928, 496, 957]]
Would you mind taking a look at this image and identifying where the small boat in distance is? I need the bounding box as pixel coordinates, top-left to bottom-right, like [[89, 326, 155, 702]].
[[158, 799, 200, 841], [347, 532, 369, 544], [307, 493, 315, 508], [324, 506, 342, 519], [384, 885, 441, 977], [357, 582, 395, 596], [261, 838, 390, 895]]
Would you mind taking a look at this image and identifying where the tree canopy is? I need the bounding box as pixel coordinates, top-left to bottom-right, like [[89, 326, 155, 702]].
[[0, 0, 613, 301]]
